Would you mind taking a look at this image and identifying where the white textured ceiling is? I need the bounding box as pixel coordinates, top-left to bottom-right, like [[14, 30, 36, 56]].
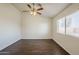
[[13, 3, 70, 18]]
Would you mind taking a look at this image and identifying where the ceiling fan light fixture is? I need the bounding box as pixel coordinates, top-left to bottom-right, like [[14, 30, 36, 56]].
[[30, 11, 37, 16], [26, 3, 43, 16], [33, 11, 37, 16], [30, 11, 33, 15]]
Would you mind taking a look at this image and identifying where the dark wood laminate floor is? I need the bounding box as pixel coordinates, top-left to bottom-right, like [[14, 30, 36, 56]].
[[0, 39, 69, 55]]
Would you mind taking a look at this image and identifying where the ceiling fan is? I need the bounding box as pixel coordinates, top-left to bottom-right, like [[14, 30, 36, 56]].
[[23, 3, 44, 16]]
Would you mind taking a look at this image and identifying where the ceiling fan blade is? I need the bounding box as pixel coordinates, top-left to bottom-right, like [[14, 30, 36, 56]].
[[27, 4, 31, 9], [37, 12, 41, 15], [37, 8, 43, 11]]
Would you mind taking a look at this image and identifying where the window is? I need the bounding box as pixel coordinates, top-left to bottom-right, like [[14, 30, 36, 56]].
[[57, 17, 65, 34], [57, 11, 79, 37], [66, 11, 79, 37]]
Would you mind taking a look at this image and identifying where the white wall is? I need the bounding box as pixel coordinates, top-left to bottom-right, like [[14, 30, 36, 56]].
[[52, 4, 79, 55], [0, 4, 21, 50], [22, 12, 51, 39]]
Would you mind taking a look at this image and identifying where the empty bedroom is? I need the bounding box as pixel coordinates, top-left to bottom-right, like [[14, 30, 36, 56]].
[[0, 3, 79, 55]]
